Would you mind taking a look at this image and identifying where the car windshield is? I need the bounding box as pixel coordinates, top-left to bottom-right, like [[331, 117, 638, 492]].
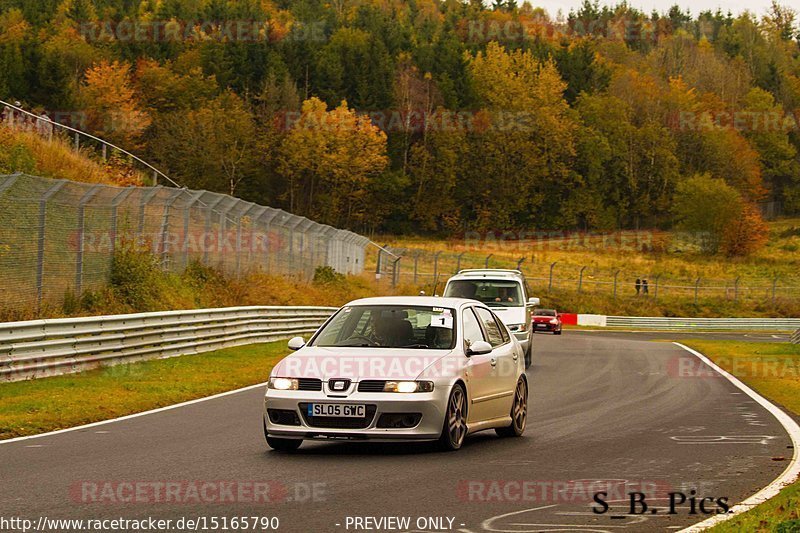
[[311, 305, 456, 349], [444, 280, 522, 307], [534, 309, 557, 316]]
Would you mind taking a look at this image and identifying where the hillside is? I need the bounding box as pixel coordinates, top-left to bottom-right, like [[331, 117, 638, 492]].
[[0, 123, 143, 186]]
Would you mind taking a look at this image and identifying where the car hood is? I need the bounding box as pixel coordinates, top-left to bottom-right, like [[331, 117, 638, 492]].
[[488, 305, 527, 325], [271, 346, 455, 381]]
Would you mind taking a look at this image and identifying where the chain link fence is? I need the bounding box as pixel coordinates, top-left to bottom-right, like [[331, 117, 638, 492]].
[[0, 173, 370, 313], [375, 247, 800, 305]]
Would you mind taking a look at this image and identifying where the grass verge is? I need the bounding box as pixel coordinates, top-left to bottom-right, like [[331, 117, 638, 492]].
[[0, 340, 288, 440], [681, 339, 800, 532]]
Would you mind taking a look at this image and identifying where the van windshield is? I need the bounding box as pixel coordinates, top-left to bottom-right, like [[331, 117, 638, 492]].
[[444, 280, 522, 307]]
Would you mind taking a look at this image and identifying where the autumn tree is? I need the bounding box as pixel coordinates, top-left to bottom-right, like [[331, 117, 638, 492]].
[[150, 92, 257, 196], [80, 60, 150, 147], [278, 97, 389, 228], [672, 174, 767, 256]]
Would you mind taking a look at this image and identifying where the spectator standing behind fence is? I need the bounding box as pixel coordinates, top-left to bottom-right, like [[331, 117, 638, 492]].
[[635, 278, 641, 295], [642, 278, 649, 295], [36, 112, 53, 140]]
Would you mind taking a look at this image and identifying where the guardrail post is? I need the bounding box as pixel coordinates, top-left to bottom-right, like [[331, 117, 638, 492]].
[[613, 270, 620, 300], [74, 184, 102, 294], [485, 253, 493, 268], [578, 265, 587, 294], [36, 180, 67, 311], [456, 252, 465, 273], [694, 277, 701, 305], [548, 261, 557, 293]]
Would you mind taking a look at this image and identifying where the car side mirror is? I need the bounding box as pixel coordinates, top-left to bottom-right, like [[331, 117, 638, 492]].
[[288, 337, 306, 351], [528, 297, 540, 306], [466, 340, 492, 356]]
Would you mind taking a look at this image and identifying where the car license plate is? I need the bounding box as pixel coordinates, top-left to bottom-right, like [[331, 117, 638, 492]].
[[308, 404, 365, 418], [536, 323, 547, 328]]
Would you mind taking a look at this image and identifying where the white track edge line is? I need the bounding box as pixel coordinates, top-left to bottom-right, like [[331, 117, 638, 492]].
[[0, 382, 268, 444], [673, 342, 800, 532]]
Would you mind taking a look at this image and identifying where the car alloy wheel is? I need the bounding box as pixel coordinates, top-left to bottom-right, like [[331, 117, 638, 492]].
[[496, 378, 527, 437], [440, 385, 467, 451]]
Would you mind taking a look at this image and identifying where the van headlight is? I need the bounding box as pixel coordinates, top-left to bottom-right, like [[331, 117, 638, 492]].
[[383, 381, 434, 393], [269, 377, 299, 390]]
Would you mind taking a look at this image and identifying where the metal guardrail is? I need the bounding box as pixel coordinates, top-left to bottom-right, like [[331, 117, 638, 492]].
[[0, 306, 336, 382], [792, 328, 800, 344], [605, 316, 800, 331]]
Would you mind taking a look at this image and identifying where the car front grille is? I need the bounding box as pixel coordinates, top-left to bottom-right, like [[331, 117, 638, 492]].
[[298, 378, 322, 391], [357, 380, 386, 392], [298, 403, 377, 429]]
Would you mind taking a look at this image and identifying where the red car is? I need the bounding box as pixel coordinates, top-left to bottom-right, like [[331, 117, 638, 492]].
[[531, 308, 562, 335]]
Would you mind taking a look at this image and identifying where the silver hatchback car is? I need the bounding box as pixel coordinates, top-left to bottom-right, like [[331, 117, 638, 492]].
[[263, 296, 528, 452]]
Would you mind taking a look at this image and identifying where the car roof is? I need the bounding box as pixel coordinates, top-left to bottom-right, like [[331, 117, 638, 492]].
[[447, 269, 525, 281], [344, 296, 484, 308]]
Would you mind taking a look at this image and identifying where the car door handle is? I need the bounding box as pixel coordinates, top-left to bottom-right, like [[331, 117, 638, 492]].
[[490, 358, 497, 367]]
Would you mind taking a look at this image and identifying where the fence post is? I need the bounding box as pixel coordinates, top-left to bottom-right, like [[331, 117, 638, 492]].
[[613, 270, 620, 300], [456, 252, 465, 273], [485, 253, 493, 268], [202, 195, 226, 266], [578, 265, 587, 294], [653, 275, 661, 303], [74, 184, 102, 295], [36, 180, 67, 311], [182, 191, 206, 269], [108, 187, 134, 261], [413, 253, 419, 284], [694, 277, 701, 305], [392, 257, 401, 288], [158, 189, 183, 270], [734, 277, 740, 302], [433, 251, 441, 283], [236, 203, 259, 277], [548, 261, 557, 293]]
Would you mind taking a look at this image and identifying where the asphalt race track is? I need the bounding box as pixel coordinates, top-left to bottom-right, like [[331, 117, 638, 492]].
[[1, 332, 794, 533]]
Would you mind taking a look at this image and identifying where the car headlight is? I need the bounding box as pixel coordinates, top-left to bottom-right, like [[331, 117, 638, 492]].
[[269, 377, 299, 390], [383, 381, 434, 393], [508, 323, 526, 332], [549, 318, 558, 325]]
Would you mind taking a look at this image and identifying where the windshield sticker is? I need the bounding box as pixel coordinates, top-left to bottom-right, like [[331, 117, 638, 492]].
[[430, 314, 454, 329]]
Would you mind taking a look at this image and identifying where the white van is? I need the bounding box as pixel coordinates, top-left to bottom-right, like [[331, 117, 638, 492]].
[[443, 269, 538, 368]]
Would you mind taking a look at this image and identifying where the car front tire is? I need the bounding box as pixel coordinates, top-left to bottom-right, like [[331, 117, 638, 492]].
[[496, 377, 527, 438], [438, 384, 468, 451]]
